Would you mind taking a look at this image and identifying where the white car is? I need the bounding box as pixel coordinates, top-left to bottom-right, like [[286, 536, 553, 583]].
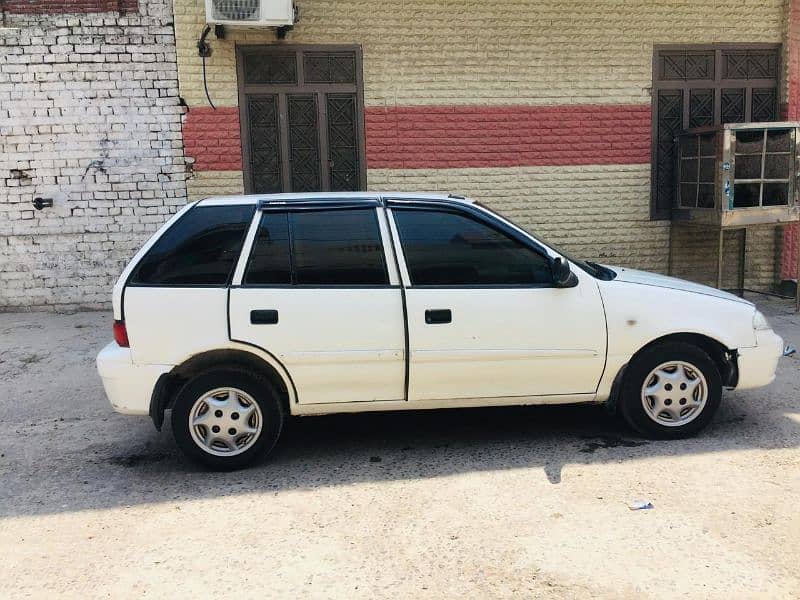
[[97, 193, 784, 469]]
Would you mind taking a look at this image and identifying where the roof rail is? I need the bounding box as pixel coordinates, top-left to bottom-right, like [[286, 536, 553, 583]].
[[256, 198, 380, 211]]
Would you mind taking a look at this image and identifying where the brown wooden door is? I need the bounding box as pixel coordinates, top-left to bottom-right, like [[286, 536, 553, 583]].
[[238, 46, 366, 194]]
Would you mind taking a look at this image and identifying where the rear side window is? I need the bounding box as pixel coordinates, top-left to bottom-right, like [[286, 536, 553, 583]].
[[393, 209, 552, 286], [244, 208, 388, 286], [130, 205, 254, 286]]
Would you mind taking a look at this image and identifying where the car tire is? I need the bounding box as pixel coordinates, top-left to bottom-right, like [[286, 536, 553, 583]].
[[619, 341, 722, 439], [171, 368, 284, 470]]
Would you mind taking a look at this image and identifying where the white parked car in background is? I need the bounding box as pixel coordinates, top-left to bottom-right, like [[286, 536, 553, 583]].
[[97, 193, 784, 469]]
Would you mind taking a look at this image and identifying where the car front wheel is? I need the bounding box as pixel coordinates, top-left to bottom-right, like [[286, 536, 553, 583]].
[[619, 341, 722, 438], [171, 368, 284, 470]]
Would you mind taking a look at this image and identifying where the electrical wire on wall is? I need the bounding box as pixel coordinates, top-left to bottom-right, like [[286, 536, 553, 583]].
[[197, 25, 215, 110]]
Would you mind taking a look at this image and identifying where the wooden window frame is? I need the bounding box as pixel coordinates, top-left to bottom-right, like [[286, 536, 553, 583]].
[[236, 44, 368, 194], [650, 43, 782, 220]]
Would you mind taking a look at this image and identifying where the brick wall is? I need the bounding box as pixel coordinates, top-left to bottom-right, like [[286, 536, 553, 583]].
[[0, 0, 187, 310], [182, 107, 241, 171], [3, 0, 138, 14]]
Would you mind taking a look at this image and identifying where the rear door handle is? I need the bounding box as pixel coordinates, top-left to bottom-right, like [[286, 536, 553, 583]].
[[251, 309, 279, 325], [425, 309, 452, 324]]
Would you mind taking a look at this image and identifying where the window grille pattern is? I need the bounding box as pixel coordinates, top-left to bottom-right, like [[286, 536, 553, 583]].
[[651, 45, 780, 219], [287, 95, 321, 193], [243, 51, 297, 85], [721, 89, 746, 124], [240, 47, 365, 194], [247, 95, 282, 194], [303, 52, 356, 84], [326, 94, 360, 191]]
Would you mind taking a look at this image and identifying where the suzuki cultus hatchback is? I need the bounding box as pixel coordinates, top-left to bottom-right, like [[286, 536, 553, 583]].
[[97, 193, 784, 469]]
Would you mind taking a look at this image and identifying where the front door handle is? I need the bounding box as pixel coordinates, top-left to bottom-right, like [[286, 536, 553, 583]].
[[251, 309, 279, 325], [425, 309, 452, 324]]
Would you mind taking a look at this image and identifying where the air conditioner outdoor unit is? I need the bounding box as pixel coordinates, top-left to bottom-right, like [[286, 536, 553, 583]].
[[205, 0, 294, 27]]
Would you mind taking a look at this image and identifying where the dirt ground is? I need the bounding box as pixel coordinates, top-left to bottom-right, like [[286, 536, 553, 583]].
[[0, 296, 798, 599]]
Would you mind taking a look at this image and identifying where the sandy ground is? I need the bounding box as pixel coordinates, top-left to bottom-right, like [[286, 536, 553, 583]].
[[0, 297, 798, 599]]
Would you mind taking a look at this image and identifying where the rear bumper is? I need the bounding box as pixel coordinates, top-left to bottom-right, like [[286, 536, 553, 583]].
[[96, 342, 170, 415], [735, 329, 784, 390]]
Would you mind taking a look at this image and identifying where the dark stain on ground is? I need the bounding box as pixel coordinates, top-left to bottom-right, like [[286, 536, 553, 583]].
[[717, 414, 747, 426], [20, 354, 44, 365], [579, 435, 649, 454], [108, 452, 168, 467]]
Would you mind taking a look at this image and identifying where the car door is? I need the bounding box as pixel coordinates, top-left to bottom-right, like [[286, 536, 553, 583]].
[[387, 203, 607, 401], [228, 202, 406, 404]]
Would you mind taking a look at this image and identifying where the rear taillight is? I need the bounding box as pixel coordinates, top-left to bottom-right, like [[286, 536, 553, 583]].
[[113, 320, 129, 347]]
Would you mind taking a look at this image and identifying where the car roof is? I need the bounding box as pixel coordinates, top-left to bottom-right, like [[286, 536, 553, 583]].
[[197, 192, 474, 207]]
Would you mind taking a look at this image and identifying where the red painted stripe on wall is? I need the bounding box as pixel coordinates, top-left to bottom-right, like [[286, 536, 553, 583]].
[[183, 107, 243, 172], [365, 104, 651, 169], [184, 103, 652, 172]]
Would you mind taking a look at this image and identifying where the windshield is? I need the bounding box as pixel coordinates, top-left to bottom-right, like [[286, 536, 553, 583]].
[[473, 202, 616, 280]]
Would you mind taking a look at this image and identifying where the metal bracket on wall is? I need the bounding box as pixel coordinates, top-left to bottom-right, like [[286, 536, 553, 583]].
[[32, 197, 53, 210]]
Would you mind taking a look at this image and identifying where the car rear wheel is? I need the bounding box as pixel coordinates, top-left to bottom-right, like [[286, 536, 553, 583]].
[[171, 368, 284, 470], [619, 341, 722, 438]]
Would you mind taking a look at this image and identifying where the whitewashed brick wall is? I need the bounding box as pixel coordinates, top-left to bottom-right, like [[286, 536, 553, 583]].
[[0, 0, 187, 310]]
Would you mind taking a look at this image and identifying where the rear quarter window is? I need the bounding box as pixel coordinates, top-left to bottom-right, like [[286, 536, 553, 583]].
[[129, 205, 255, 286]]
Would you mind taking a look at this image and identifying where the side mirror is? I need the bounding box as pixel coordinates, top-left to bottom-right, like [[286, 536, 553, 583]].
[[551, 257, 578, 288]]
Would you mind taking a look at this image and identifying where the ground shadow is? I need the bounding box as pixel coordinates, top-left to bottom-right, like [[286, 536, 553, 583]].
[[1, 390, 797, 518]]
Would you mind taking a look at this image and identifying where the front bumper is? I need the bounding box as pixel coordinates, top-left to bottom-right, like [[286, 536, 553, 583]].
[[96, 342, 170, 415], [735, 329, 784, 390]]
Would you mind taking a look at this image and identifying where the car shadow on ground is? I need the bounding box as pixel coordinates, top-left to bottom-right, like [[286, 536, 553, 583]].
[[2, 385, 798, 518]]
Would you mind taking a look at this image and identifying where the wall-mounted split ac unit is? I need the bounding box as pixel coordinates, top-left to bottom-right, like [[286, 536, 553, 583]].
[[205, 0, 295, 27]]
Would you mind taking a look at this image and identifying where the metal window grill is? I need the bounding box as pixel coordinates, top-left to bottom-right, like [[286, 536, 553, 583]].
[[651, 45, 781, 219]]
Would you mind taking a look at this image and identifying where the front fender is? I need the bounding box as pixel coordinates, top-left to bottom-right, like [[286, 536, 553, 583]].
[[595, 280, 756, 400]]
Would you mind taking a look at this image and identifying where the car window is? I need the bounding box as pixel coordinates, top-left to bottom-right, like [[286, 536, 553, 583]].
[[245, 208, 388, 286], [393, 209, 552, 286], [243, 212, 291, 285], [129, 205, 254, 286]]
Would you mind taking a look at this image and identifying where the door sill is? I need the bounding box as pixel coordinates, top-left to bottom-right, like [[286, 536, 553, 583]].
[[291, 393, 599, 416]]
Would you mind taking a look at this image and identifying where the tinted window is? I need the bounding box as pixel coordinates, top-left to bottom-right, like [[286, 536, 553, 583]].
[[130, 205, 254, 286], [393, 209, 552, 286], [291, 209, 387, 285], [244, 212, 291, 285], [244, 208, 388, 286]]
